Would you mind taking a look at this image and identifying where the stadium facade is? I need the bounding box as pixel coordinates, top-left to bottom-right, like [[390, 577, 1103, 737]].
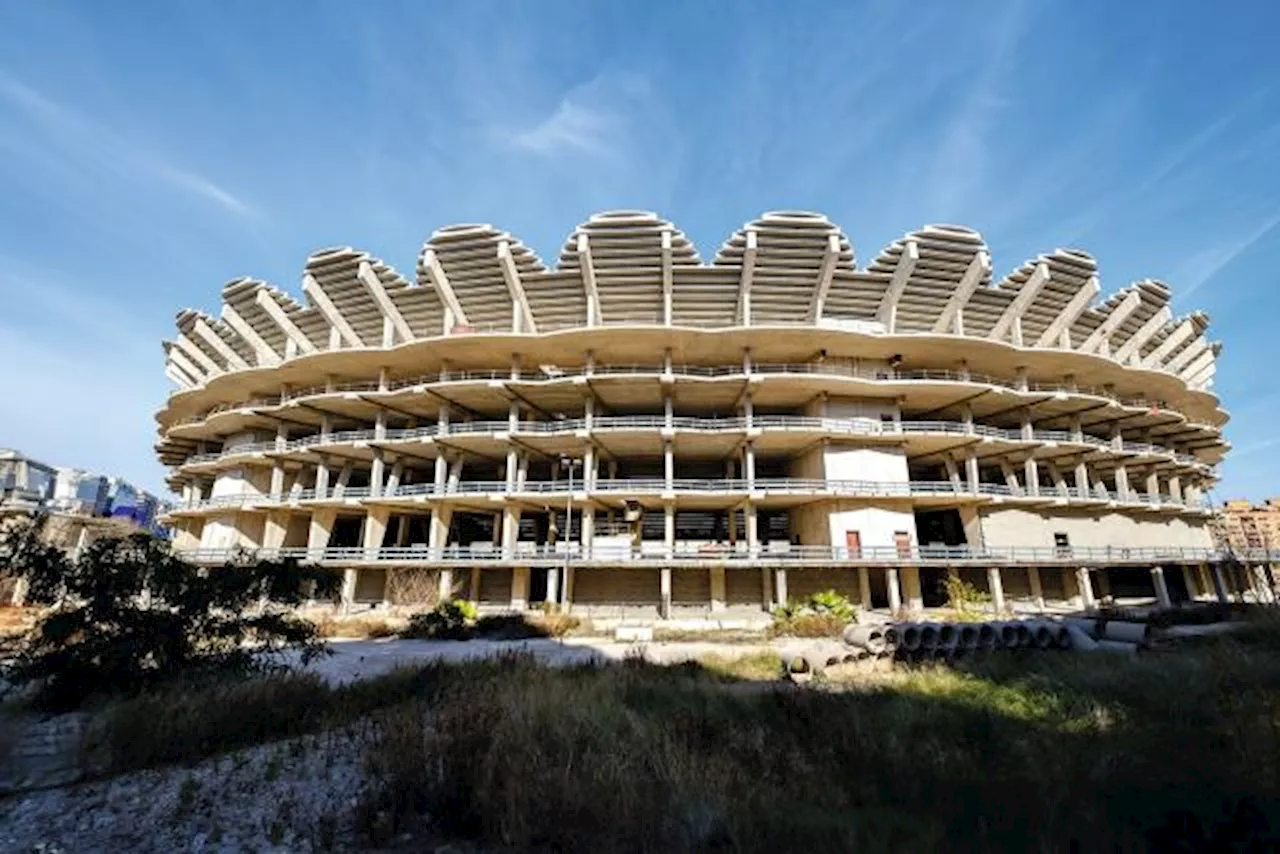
[[156, 211, 1235, 618]]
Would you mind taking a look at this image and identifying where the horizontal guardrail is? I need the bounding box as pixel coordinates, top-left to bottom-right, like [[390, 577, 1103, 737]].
[[173, 361, 1199, 427], [178, 415, 1210, 468], [172, 542, 1236, 567], [172, 478, 1213, 512]]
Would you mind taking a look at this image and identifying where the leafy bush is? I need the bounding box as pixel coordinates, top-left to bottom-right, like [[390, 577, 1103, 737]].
[[771, 589, 856, 636], [944, 572, 991, 613], [403, 599, 478, 640], [0, 516, 339, 710]]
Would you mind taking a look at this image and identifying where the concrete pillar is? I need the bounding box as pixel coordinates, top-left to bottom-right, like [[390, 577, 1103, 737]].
[[744, 442, 756, 488], [363, 508, 390, 558], [663, 441, 674, 490], [340, 569, 358, 613], [987, 567, 1005, 614], [660, 567, 672, 619], [315, 459, 331, 500], [434, 455, 448, 492], [469, 567, 481, 603], [902, 566, 923, 612], [563, 565, 575, 612], [501, 506, 522, 556], [428, 507, 453, 558], [511, 566, 530, 610], [370, 450, 385, 497], [664, 504, 676, 557], [1150, 566, 1172, 609], [774, 567, 788, 608], [710, 565, 727, 612], [270, 464, 285, 497], [438, 568, 455, 602], [742, 392, 754, 428], [334, 462, 353, 498], [965, 450, 979, 493], [1182, 565, 1200, 601], [1095, 567, 1113, 600], [1076, 567, 1096, 610], [744, 503, 758, 557], [262, 512, 288, 550], [584, 445, 596, 490], [663, 393, 673, 429], [1027, 566, 1045, 612], [858, 566, 872, 611], [1023, 457, 1039, 497], [581, 510, 594, 557], [447, 457, 463, 491], [386, 459, 403, 497], [1074, 459, 1089, 499], [1198, 565, 1213, 601], [945, 457, 963, 492], [886, 568, 902, 614], [307, 509, 336, 558], [762, 565, 773, 611], [1115, 465, 1130, 501], [546, 567, 560, 607], [1211, 563, 1230, 604]]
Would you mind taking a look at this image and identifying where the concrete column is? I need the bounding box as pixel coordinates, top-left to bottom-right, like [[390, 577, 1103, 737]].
[[307, 509, 336, 558], [447, 457, 463, 491], [374, 410, 387, 441], [762, 565, 773, 611], [774, 567, 788, 608], [584, 395, 595, 430], [1076, 567, 1096, 610], [858, 566, 872, 611], [1211, 563, 1230, 604], [584, 445, 596, 490], [511, 566, 530, 611], [581, 510, 594, 557], [1181, 565, 1200, 601], [945, 457, 963, 492], [517, 454, 529, 490], [744, 503, 758, 557], [315, 459, 331, 500], [363, 508, 390, 558], [501, 506, 522, 556], [1197, 565, 1213, 601], [1023, 457, 1039, 497], [742, 392, 754, 428], [386, 459, 403, 496], [438, 568, 455, 602], [710, 565, 727, 612], [902, 566, 923, 612], [664, 504, 676, 557], [434, 455, 448, 492], [563, 565, 575, 611], [334, 462, 353, 498], [1074, 459, 1090, 499], [664, 441, 674, 490], [660, 567, 672, 619], [546, 567, 560, 607], [664, 393, 673, 429], [1150, 566, 1172, 609], [886, 568, 902, 614], [370, 450, 385, 497], [340, 569, 358, 613], [428, 507, 452, 558], [469, 566, 481, 603], [263, 512, 288, 550], [505, 448, 518, 492], [744, 442, 756, 488], [987, 567, 1005, 614], [270, 464, 285, 498], [965, 450, 979, 493], [1115, 465, 1130, 501], [1027, 566, 1045, 612]]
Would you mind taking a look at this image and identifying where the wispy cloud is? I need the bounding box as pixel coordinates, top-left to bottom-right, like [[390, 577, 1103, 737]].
[[1177, 209, 1280, 297], [509, 100, 617, 157], [0, 71, 258, 220]]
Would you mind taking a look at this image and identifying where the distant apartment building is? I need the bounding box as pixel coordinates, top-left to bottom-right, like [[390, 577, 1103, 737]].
[[0, 448, 170, 534], [1212, 498, 1280, 553]]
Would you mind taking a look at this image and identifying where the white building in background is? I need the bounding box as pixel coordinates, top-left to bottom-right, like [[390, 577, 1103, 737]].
[[155, 211, 1240, 618]]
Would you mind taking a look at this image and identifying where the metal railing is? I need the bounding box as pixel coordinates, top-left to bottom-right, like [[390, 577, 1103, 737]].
[[172, 542, 1233, 567], [172, 360, 1198, 427], [177, 414, 1210, 471], [172, 478, 1214, 512]]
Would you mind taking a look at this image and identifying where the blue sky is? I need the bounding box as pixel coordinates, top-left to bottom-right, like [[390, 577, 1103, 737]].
[[2, 0, 1279, 499]]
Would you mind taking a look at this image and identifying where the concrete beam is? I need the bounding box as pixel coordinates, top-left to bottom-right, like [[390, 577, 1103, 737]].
[[989, 261, 1049, 345], [661, 228, 674, 326], [357, 261, 414, 345], [737, 229, 757, 326], [192, 318, 250, 370], [1113, 306, 1172, 365], [1078, 289, 1141, 356], [576, 233, 602, 327], [220, 304, 281, 366], [303, 273, 365, 348], [807, 233, 841, 321], [875, 238, 919, 331], [497, 240, 538, 334], [1034, 275, 1099, 348], [421, 248, 470, 328], [932, 250, 990, 334], [1142, 318, 1196, 369], [255, 289, 318, 354]]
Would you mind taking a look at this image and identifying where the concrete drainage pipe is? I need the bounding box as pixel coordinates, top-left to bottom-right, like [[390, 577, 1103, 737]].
[[995, 622, 1021, 649], [977, 623, 998, 652], [1099, 621, 1150, 646], [843, 625, 887, 656], [958, 624, 980, 651]]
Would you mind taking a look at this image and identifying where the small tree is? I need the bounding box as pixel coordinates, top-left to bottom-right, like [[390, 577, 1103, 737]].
[[0, 516, 340, 710]]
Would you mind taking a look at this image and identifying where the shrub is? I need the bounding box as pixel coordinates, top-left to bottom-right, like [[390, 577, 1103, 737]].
[[771, 589, 856, 636], [403, 599, 478, 640], [0, 516, 339, 710], [944, 572, 991, 613]]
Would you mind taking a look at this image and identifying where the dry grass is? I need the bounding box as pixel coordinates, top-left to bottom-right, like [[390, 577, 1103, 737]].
[[310, 615, 402, 639], [768, 611, 847, 638], [357, 624, 1280, 852]]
